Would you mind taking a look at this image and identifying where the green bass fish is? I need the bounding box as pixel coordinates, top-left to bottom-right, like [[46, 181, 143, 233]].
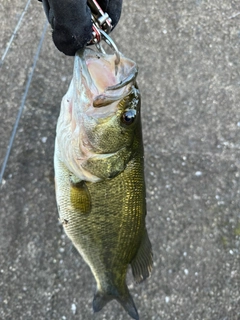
[[54, 48, 153, 320]]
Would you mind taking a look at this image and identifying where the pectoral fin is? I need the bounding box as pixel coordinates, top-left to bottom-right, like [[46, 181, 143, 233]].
[[131, 229, 153, 283], [70, 178, 91, 214]]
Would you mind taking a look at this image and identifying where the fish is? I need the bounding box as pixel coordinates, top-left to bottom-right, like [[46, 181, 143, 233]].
[[54, 48, 153, 320]]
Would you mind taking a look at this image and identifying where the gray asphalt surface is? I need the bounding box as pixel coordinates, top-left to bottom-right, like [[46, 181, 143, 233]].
[[1, 1, 240, 319]]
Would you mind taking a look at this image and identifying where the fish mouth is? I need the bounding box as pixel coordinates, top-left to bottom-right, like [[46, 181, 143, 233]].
[[74, 49, 138, 111]]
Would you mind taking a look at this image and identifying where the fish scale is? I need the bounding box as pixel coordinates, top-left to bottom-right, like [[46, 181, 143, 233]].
[[54, 49, 152, 320]]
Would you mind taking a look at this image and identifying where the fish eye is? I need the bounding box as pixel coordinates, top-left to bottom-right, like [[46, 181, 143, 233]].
[[121, 109, 137, 125]]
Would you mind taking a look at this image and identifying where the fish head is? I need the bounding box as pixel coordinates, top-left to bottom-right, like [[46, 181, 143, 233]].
[[74, 49, 140, 153], [56, 48, 141, 181]]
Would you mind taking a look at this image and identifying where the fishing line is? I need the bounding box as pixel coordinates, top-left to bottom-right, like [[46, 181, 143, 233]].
[[0, 0, 32, 67], [0, 20, 48, 185]]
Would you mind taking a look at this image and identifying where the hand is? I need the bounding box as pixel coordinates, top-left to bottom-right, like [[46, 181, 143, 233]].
[[39, 0, 123, 56]]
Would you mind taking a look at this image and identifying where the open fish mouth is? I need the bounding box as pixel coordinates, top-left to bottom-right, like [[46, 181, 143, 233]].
[[74, 48, 138, 110]]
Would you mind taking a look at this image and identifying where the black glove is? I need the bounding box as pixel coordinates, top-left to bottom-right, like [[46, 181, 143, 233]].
[[39, 0, 123, 56]]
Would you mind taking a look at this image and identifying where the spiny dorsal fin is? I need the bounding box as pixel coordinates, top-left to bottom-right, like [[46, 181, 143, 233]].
[[131, 229, 153, 283]]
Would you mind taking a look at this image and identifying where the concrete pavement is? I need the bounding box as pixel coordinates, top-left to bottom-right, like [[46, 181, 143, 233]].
[[1, 1, 240, 319]]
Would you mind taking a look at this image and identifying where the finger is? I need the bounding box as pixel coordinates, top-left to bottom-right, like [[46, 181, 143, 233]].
[[45, 0, 93, 55]]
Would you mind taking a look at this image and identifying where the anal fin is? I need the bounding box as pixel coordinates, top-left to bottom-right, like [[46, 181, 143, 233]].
[[131, 229, 153, 283]]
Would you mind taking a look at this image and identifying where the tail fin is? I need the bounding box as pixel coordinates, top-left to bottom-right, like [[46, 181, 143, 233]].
[[92, 286, 139, 320]]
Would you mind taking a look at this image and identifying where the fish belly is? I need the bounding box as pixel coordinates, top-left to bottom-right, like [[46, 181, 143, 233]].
[[54, 139, 152, 320]]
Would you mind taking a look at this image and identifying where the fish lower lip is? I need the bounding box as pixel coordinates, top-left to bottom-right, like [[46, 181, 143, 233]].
[[107, 66, 138, 90], [93, 92, 126, 108]]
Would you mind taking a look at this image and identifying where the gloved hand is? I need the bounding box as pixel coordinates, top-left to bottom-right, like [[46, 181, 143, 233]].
[[39, 0, 123, 56]]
